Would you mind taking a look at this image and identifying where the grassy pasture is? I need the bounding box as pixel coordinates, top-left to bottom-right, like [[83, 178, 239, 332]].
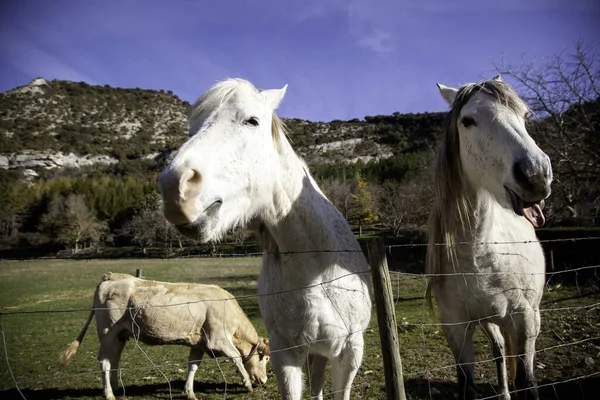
[[0, 257, 598, 400]]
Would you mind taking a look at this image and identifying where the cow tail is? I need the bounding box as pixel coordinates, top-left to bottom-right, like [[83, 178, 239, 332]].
[[57, 275, 108, 368], [57, 307, 95, 368]]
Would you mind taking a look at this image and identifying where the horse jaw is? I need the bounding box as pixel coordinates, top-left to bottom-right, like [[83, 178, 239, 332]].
[[506, 188, 546, 228]]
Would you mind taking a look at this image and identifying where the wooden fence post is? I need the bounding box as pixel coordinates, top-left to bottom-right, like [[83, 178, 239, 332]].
[[367, 238, 407, 400], [136, 268, 142, 278]]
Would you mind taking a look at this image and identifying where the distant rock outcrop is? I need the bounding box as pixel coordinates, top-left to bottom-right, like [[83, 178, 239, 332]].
[[0, 151, 118, 170], [0, 77, 445, 177]]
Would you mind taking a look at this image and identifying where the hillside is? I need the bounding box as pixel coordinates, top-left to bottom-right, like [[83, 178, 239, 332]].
[[1, 77, 596, 256], [0, 78, 444, 176]]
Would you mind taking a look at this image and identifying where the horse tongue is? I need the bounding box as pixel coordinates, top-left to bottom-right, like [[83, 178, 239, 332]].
[[522, 202, 545, 228]]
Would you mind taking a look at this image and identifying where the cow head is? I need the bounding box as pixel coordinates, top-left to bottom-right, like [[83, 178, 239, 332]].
[[242, 337, 270, 390]]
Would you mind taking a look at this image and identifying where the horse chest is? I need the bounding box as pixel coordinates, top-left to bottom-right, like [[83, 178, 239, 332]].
[[258, 260, 368, 344]]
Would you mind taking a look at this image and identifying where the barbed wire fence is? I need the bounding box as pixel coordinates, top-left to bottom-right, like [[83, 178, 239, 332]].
[[0, 236, 598, 399]]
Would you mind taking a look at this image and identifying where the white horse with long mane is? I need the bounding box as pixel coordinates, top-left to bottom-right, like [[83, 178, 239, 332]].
[[158, 78, 372, 400], [426, 76, 552, 400]]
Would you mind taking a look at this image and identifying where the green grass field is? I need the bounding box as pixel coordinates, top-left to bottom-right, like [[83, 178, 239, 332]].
[[0, 258, 598, 399]]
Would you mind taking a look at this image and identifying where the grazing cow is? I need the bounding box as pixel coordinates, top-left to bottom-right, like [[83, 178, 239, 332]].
[[58, 273, 270, 400]]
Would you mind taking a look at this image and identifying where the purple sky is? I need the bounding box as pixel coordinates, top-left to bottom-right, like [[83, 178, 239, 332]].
[[0, 0, 598, 122]]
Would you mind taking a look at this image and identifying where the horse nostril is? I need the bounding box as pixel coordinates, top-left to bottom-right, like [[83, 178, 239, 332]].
[[182, 169, 202, 199], [159, 167, 204, 226], [513, 159, 533, 191]]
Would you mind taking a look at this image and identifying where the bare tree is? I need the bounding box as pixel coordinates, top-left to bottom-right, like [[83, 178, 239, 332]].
[[227, 226, 252, 245], [121, 191, 182, 255], [373, 171, 433, 236], [495, 41, 600, 225], [321, 176, 355, 219], [40, 194, 108, 252]]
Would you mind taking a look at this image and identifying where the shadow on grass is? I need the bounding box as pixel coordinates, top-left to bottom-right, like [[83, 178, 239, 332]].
[[403, 375, 600, 399], [0, 379, 249, 400]]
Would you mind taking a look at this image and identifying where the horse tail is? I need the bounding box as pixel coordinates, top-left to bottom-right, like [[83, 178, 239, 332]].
[[425, 209, 444, 316], [424, 283, 435, 315], [58, 274, 107, 368], [504, 329, 517, 388], [57, 308, 95, 368]]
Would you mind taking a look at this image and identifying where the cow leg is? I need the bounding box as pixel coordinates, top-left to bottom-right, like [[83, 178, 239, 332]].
[[442, 322, 477, 400], [209, 338, 254, 391], [481, 322, 510, 400], [307, 354, 327, 400], [330, 335, 364, 400], [109, 338, 127, 391], [98, 328, 122, 400], [185, 347, 204, 400]]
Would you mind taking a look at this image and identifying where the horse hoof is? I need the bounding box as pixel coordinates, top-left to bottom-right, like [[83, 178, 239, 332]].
[[245, 386, 254, 392]]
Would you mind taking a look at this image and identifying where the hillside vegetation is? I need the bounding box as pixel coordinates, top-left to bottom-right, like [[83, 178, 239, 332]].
[[0, 43, 598, 255]]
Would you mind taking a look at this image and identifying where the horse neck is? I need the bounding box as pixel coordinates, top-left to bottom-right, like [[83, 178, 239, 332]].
[[444, 179, 521, 244], [260, 138, 360, 256]]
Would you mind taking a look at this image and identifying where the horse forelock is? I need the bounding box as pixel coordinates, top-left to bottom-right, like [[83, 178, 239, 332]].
[[188, 78, 286, 149], [426, 79, 526, 302]]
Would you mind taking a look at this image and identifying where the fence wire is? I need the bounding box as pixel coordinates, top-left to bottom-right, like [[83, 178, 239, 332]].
[[0, 236, 598, 399]]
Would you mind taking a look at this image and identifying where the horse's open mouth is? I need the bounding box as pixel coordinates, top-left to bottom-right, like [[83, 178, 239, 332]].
[[505, 187, 545, 228]]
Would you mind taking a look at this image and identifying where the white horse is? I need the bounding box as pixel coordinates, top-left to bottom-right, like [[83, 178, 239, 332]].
[[426, 76, 552, 400], [158, 78, 372, 400]]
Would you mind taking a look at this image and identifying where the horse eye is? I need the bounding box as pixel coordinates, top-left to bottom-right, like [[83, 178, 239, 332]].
[[245, 117, 259, 126], [461, 116, 477, 128]]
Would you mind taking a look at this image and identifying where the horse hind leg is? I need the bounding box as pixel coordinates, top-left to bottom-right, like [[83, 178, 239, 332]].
[[443, 323, 478, 400], [481, 323, 510, 400]]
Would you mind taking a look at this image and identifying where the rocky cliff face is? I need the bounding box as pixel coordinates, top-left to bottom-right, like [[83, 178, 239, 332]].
[[0, 151, 118, 169], [0, 78, 444, 177]]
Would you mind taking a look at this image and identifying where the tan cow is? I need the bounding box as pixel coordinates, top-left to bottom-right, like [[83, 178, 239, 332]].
[[58, 273, 270, 400]]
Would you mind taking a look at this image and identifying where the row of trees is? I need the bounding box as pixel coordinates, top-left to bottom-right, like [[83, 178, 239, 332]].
[[0, 42, 597, 255]]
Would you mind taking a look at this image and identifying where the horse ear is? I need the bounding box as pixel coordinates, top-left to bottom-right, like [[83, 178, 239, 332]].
[[436, 83, 458, 106], [492, 74, 502, 81], [261, 85, 288, 110]]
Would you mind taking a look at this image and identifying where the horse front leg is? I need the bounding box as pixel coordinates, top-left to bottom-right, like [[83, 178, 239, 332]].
[[330, 335, 364, 400], [443, 322, 477, 400], [481, 322, 510, 400], [511, 310, 541, 400], [307, 354, 328, 400], [270, 334, 306, 400]]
